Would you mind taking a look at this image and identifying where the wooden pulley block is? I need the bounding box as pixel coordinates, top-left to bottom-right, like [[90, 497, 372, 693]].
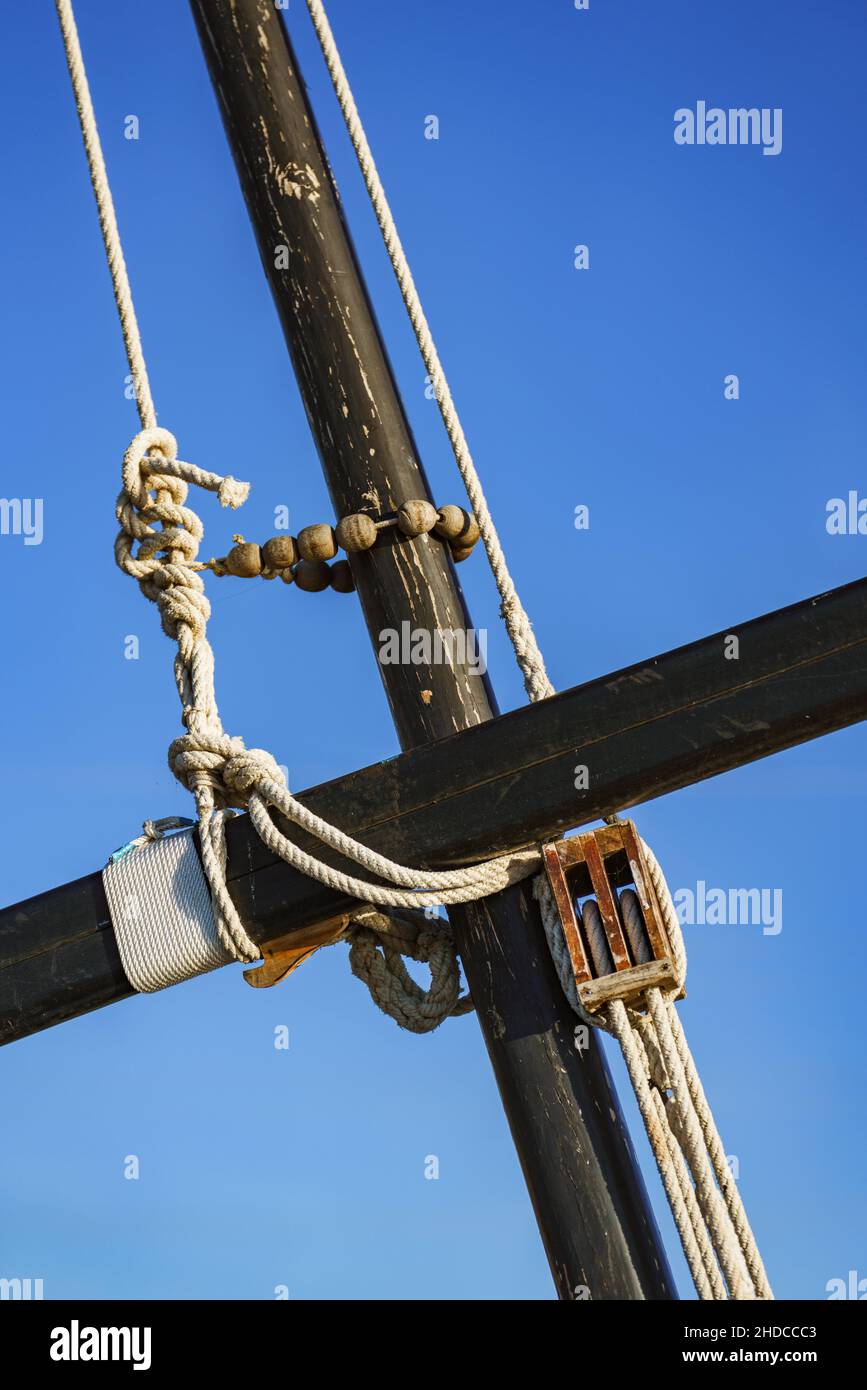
[[541, 820, 684, 1013]]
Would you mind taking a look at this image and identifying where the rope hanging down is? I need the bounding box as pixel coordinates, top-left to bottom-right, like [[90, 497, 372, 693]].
[[534, 845, 772, 1301], [55, 0, 772, 1297]]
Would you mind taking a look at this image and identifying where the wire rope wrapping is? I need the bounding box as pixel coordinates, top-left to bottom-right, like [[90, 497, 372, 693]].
[[103, 826, 233, 991]]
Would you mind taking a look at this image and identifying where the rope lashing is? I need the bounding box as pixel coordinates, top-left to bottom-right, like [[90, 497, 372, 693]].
[[104, 821, 235, 991], [113, 418, 537, 994], [116, 422, 542, 950], [533, 838, 773, 1301], [104, 819, 472, 1023]]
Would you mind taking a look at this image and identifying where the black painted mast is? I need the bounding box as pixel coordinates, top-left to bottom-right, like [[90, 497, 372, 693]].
[[188, 0, 674, 1299]]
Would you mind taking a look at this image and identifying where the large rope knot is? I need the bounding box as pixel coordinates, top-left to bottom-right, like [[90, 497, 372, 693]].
[[117, 429, 203, 645], [223, 748, 287, 801], [169, 729, 243, 802], [115, 428, 249, 644], [167, 730, 286, 812]]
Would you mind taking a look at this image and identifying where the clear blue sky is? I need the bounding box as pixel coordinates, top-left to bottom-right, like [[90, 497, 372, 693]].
[[1, 0, 865, 1300]]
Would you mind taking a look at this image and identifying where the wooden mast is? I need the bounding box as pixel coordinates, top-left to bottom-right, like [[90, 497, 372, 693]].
[[187, 0, 674, 1300]]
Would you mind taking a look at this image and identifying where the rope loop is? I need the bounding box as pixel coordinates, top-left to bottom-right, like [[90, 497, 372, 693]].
[[348, 910, 472, 1034], [120, 427, 179, 504]]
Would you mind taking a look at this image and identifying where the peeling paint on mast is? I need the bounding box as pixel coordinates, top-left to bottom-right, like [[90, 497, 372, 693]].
[[188, 0, 675, 1299]]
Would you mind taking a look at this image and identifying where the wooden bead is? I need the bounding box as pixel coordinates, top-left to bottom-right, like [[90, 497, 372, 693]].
[[225, 541, 262, 577], [293, 560, 331, 592], [262, 535, 298, 570], [450, 543, 476, 564], [434, 504, 469, 541], [336, 513, 377, 552], [297, 523, 337, 563], [397, 499, 438, 537], [435, 505, 479, 546], [329, 559, 355, 593]]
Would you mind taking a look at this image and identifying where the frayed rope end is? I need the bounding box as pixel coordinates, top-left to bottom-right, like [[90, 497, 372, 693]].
[[218, 476, 250, 509]]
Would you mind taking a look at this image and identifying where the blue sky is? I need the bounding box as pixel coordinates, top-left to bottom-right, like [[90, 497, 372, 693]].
[[0, 0, 865, 1299]]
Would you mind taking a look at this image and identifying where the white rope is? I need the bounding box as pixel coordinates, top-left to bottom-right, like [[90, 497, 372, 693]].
[[54, 0, 156, 432], [534, 837, 773, 1301], [303, 0, 554, 705], [607, 998, 723, 1301]]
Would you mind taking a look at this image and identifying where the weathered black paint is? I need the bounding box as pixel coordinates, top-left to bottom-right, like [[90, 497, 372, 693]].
[[190, 0, 674, 1300]]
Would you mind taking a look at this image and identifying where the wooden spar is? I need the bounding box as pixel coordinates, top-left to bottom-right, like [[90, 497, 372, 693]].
[[0, 563, 857, 1274], [187, 0, 674, 1301], [3, 572, 866, 1020]]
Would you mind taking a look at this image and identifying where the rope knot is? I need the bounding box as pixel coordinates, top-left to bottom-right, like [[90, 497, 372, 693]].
[[121, 427, 180, 507], [168, 729, 244, 799], [167, 730, 285, 810], [222, 748, 286, 799]]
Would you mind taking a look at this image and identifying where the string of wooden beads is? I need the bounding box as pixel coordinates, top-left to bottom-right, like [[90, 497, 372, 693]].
[[210, 502, 481, 593]]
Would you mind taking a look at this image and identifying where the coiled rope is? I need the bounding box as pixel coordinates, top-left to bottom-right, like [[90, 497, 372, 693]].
[[55, 0, 772, 1293]]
